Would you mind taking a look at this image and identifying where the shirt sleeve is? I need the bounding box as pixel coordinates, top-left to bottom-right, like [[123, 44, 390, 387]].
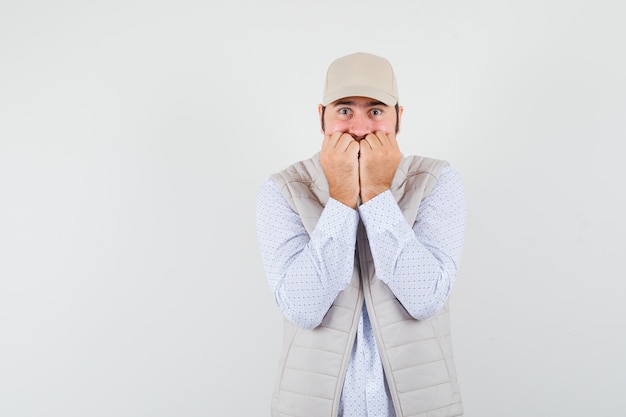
[[358, 164, 467, 320], [255, 179, 359, 329]]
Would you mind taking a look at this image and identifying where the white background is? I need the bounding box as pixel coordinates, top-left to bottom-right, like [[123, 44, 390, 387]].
[[1, 1, 625, 415]]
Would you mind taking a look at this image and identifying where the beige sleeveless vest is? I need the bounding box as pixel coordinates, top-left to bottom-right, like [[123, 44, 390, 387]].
[[269, 153, 463, 417]]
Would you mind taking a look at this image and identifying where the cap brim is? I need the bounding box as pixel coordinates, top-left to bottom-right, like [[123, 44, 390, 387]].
[[322, 85, 397, 106]]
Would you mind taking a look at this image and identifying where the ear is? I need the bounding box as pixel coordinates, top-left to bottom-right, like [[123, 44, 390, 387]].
[[317, 104, 325, 134], [396, 105, 404, 134]]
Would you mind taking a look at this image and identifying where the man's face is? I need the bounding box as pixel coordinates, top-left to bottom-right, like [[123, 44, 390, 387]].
[[318, 96, 403, 140]]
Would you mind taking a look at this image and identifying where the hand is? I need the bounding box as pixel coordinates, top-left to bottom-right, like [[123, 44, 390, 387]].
[[320, 131, 360, 209], [359, 131, 402, 203]]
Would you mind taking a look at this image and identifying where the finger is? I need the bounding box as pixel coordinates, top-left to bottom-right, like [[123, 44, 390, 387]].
[[346, 140, 360, 155], [338, 133, 358, 152], [378, 131, 399, 149], [374, 132, 389, 147], [362, 132, 381, 150], [386, 131, 399, 148], [323, 131, 343, 149], [321, 133, 333, 153], [359, 136, 374, 151], [372, 131, 389, 147]]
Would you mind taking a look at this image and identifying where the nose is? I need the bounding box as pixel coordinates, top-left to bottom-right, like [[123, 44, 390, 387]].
[[348, 113, 371, 140]]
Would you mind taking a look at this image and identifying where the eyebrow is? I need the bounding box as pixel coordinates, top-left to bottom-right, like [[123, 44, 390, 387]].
[[331, 100, 387, 108]]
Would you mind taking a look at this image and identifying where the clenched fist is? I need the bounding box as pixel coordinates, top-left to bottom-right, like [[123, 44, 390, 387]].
[[359, 131, 402, 203], [320, 131, 360, 209]]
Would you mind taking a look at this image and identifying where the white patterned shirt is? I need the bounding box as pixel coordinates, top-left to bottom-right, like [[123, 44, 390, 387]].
[[255, 163, 466, 417]]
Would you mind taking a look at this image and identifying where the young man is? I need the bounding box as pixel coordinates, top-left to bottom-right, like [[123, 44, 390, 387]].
[[256, 52, 466, 417]]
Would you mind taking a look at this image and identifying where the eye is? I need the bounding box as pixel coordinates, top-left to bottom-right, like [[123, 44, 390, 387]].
[[338, 108, 351, 116], [370, 108, 383, 116]]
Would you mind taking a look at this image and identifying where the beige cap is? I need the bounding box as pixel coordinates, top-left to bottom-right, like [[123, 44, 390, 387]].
[[322, 52, 398, 106]]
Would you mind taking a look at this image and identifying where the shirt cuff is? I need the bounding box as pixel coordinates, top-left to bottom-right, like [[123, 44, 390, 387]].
[[314, 197, 360, 245], [358, 190, 408, 235]]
